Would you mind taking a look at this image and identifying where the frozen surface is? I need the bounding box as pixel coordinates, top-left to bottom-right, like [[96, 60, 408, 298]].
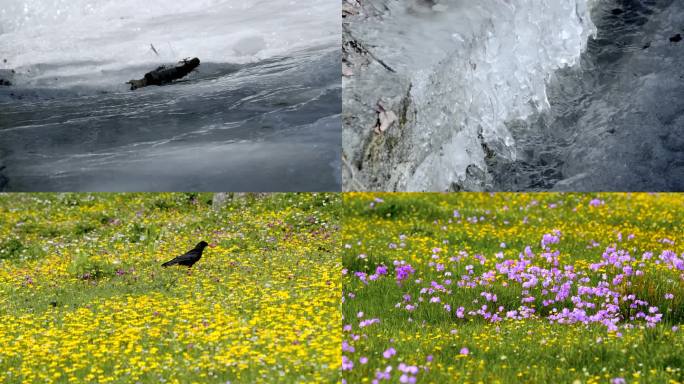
[[343, 0, 597, 191], [343, 0, 683, 191], [0, 0, 338, 87], [0, 0, 340, 191]]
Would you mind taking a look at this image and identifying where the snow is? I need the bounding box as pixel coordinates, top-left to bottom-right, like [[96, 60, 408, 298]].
[[0, 0, 339, 87]]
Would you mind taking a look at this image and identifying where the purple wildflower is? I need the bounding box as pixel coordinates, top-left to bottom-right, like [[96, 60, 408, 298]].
[[342, 356, 353, 371], [395, 264, 415, 283], [383, 347, 397, 359]]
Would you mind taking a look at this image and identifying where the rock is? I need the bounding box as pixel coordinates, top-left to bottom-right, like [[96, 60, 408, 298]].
[[342, 0, 488, 191], [0, 69, 14, 86], [212, 193, 229, 210], [0, 165, 8, 191], [374, 105, 398, 134]]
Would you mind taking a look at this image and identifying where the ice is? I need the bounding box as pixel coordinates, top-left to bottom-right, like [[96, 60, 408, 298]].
[[0, 0, 339, 87], [404, 0, 597, 190], [343, 0, 599, 191]]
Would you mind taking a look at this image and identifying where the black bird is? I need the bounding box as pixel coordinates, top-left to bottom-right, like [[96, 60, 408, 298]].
[[162, 241, 209, 268]]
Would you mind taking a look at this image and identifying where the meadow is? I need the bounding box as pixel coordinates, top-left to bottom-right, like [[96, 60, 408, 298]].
[[342, 193, 684, 384], [0, 193, 340, 383]]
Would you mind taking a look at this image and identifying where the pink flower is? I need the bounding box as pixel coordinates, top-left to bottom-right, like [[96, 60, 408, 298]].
[[383, 347, 397, 359], [342, 356, 353, 371], [395, 264, 415, 282], [589, 198, 604, 207], [459, 347, 469, 356]]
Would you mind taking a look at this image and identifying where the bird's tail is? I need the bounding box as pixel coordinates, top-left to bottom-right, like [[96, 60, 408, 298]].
[[161, 260, 177, 267]]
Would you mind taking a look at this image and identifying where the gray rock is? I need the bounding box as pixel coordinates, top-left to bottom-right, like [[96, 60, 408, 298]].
[[342, 0, 491, 191], [0, 68, 14, 87], [0, 164, 7, 191]]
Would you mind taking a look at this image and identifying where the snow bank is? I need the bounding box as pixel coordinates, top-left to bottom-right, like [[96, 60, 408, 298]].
[[0, 0, 339, 86]]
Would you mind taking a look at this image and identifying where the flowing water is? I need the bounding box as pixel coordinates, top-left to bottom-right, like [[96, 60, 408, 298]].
[[0, 0, 340, 191], [489, 0, 684, 191]]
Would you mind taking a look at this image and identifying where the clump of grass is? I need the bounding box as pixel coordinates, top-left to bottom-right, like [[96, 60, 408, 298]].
[[360, 198, 444, 220], [0, 238, 45, 261], [68, 250, 116, 280], [127, 222, 163, 245], [0, 238, 23, 260], [620, 268, 684, 323], [73, 221, 97, 235], [14, 220, 63, 238]]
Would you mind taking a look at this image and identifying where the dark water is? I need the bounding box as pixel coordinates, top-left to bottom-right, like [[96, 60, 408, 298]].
[[0, 49, 341, 191], [490, 0, 684, 191]]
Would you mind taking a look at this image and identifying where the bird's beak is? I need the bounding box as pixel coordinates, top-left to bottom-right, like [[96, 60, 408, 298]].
[[209, 243, 217, 248]]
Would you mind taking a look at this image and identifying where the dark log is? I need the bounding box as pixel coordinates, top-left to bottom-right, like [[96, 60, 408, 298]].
[[127, 57, 200, 90]]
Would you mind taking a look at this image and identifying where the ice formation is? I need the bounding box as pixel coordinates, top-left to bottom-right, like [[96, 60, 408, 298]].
[[344, 0, 600, 191]]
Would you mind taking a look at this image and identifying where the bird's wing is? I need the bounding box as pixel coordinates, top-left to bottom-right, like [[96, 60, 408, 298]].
[[174, 249, 201, 263]]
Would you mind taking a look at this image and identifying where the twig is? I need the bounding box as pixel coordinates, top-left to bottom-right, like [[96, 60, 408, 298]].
[[346, 30, 396, 73]]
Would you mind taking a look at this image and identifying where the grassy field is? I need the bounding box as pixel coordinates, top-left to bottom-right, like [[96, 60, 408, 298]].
[[342, 193, 684, 384], [0, 193, 340, 383]]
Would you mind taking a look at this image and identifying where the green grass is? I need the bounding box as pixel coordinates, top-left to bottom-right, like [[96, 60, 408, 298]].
[[342, 193, 684, 384], [0, 193, 340, 383]]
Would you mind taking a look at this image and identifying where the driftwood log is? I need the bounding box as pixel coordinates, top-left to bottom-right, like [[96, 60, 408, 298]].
[[127, 57, 200, 90]]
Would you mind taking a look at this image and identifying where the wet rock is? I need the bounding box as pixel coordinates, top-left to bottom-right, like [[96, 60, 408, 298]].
[[342, 3, 418, 191], [0, 165, 8, 191], [0, 69, 14, 86], [342, 0, 485, 191]]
